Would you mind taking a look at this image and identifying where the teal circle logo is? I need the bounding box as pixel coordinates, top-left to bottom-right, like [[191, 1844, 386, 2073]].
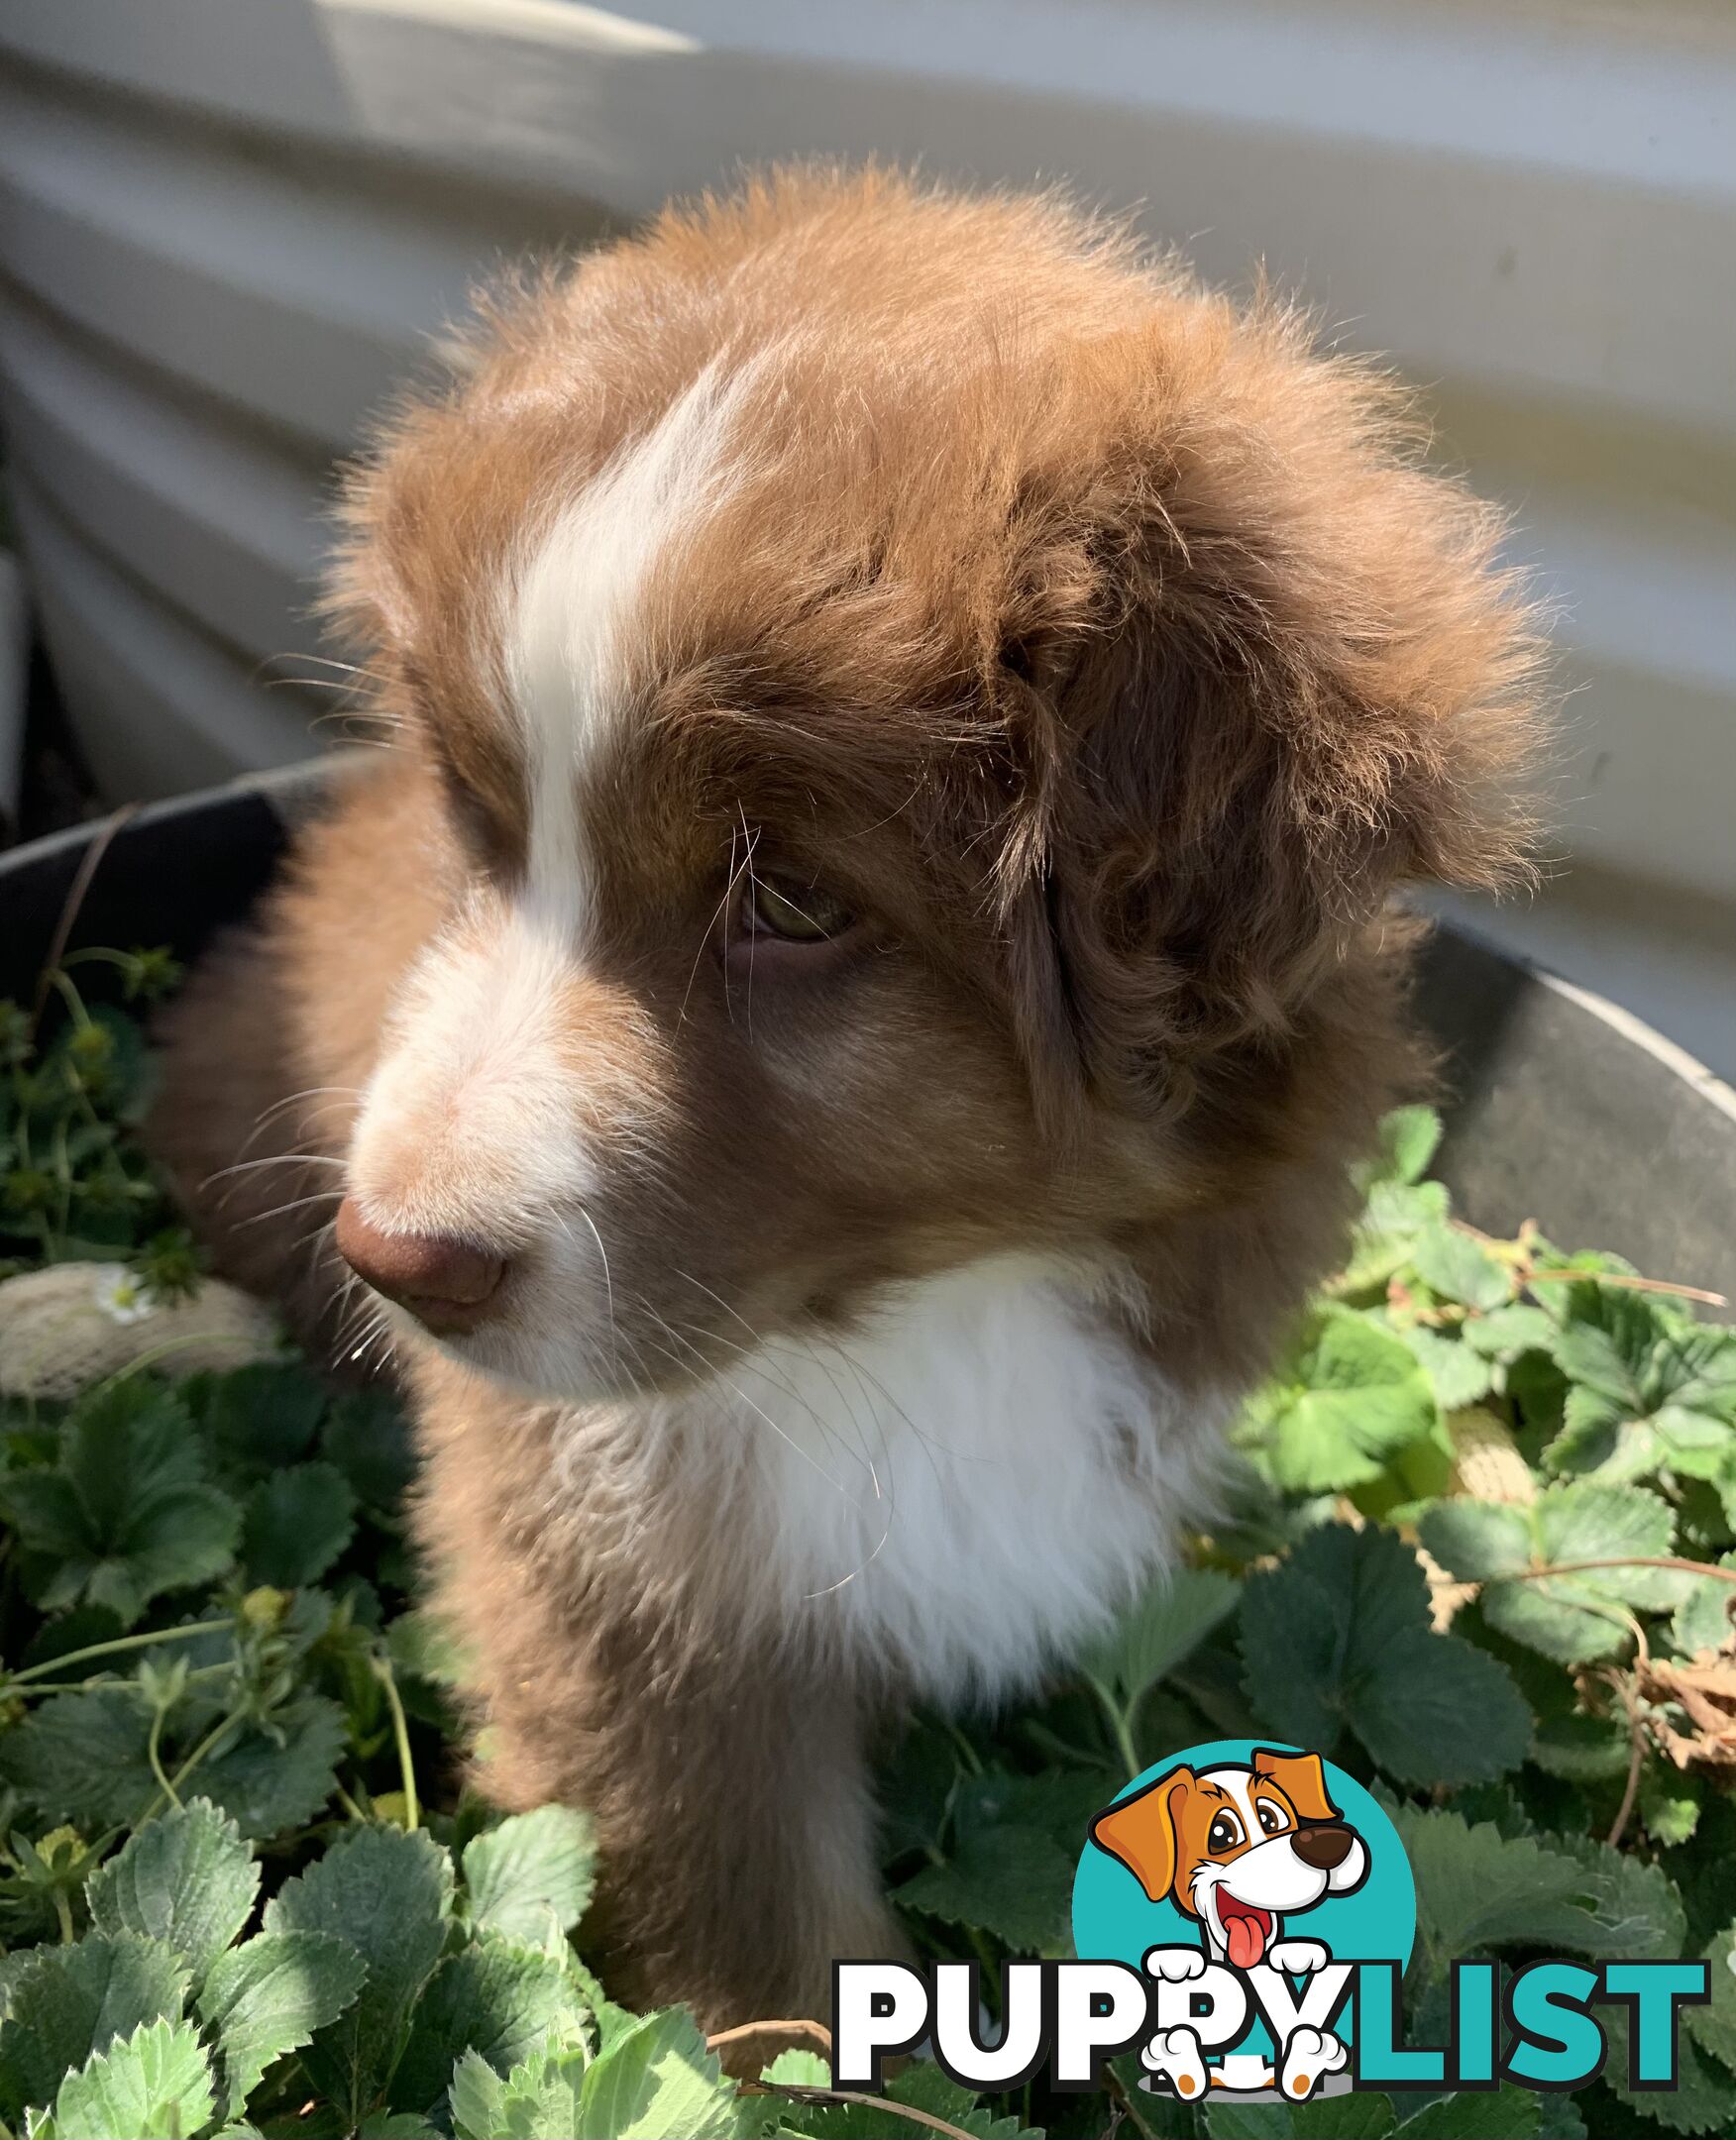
[[1071, 1740, 1415, 2099]]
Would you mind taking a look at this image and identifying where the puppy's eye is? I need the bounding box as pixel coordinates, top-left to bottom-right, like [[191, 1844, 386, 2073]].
[[1207, 1811, 1244, 1855], [739, 874, 852, 944], [1255, 1799, 1289, 1836]]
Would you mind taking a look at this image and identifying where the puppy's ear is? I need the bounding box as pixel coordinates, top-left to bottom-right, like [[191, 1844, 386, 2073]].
[[1252, 1748, 1341, 1825], [1091, 1767, 1194, 1906], [1000, 302, 1550, 1131]]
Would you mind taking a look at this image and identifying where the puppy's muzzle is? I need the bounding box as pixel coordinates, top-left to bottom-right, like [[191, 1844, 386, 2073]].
[[1291, 1822, 1356, 1872], [335, 1197, 506, 1335]]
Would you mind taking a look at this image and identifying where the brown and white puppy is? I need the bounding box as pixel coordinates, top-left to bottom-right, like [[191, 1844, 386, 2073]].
[[148, 168, 1544, 2033]]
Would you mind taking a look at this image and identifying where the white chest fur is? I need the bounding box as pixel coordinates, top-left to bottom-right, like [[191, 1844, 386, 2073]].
[[634, 1257, 1225, 1701]]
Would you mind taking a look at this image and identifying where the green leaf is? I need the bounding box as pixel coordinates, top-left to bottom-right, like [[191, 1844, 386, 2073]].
[[0, 1686, 157, 1829], [1684, 1922, 1736, 2075], [1077, 1567, 1242, 1708], [322, 1386, 418, 1518], [0, 1470, 94, 1560], [6, 1382, 243, 1628], [1547, 1833, 1686, 1961], [194, 1695, 348, 1840], [1209, 2100, 1405, 2139], [1395, 1807, 1652, 1986], [45, 2016, 214, 2140], [386, 1608, 470, 1690], [1411, 1225, 1512, 1313], [241, 1462, 357, 1589], [895, 1822, 1076, 1952], [448, 2047, 509, 2140], [1542, 1290, 1736, 1495], [1340, 1177, 1451, 1295], [84, 1798, 259, 1980], [1672, 1554, 1736, 1656], [1392, 2092, 1541, 2139], [950, 1766, 1118, 1856], [265, 1822, 455, 2122], [1463, 1304, 1557, 1361], [1349, 1623, 1536, 1785], [1421, 1484, 1681, 1664], [1238, 1524, 1531, 1784], [390, 1933, 590, 2116], [1600, 2001, 1736, 2132], [1400, 1326, 1495, 1411], [1379, 1105, 1444, 1188], [462, 1805, 597, 1945], [196, 1362, 326, 1475], [1641, 1769, 1704, 1849], [198, 1929, 368, 2120], [1244, 1310, 1438, 1493], [0, 1932, 187, 2123], [574, 2006, 745, 2139], [761, 2049, 831, 2086]]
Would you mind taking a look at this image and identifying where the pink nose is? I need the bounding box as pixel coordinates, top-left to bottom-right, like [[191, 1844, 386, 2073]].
[[334, 1198, 505, 1333]]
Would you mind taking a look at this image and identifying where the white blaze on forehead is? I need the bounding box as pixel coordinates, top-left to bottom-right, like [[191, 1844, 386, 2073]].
[[1202, 1769, 1260, 1830], [505, 358, 760, 926]]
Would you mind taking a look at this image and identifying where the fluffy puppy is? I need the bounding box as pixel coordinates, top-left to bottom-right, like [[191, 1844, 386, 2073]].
[[149, 167, 1544, 2031]]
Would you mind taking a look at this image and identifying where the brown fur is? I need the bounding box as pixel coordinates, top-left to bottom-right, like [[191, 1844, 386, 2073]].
[[148, 167, 1547, 2034]]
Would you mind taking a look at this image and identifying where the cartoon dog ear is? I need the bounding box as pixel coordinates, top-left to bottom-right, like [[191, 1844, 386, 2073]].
[[1091, 1766, 1194, 1905], [1252, 1748, 1342, 1824]]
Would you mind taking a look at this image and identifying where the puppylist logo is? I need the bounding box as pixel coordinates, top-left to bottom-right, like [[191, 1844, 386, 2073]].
[[832, 1738, 1711, 2106]]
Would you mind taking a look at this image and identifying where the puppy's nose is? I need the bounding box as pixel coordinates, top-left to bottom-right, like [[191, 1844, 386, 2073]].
[[1292, 1823, 1354, 1871], [334, 1197, 505, 1333]]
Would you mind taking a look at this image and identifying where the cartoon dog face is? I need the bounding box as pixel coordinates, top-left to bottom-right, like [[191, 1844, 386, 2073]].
[[1091, 1750, 1368, 1970]]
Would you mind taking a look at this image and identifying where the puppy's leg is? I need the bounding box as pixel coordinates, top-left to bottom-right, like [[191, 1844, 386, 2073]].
[[412, 1365, 907, 2037]]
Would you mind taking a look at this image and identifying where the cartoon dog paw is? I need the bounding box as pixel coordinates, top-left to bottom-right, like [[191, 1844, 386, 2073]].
[[1267, 1938, 1331, 1976], [1279, 2024, 1349, 2100], [1141, 1944, 1207, 1983], [1141, 2025, 1209, 2100]]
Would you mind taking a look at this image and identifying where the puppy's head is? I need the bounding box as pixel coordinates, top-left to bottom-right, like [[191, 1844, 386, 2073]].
[[1093, 1750, 1367, 1969], [329, 167, 1546, 1401]]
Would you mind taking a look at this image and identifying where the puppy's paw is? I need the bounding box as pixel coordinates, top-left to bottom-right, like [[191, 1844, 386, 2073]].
[[1141, 2025, 1209, 2100], [1141, 1944, 1207, 1983], [1279, 2024, 1348, 2100], [1267, 1938, 1331, 1976]]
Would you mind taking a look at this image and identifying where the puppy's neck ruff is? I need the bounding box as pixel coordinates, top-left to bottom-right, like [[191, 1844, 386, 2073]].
[[552, 1253, 1224, 1703]]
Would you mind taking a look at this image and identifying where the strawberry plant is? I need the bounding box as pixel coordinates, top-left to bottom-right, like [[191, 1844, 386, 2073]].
[[2, 967, 1736, 2137]]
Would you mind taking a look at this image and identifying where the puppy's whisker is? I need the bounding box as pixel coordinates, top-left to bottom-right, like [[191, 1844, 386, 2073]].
[[232, 1188, 345, 1232], [661, 1312, 873, 1486], [202, 1152, 348, 1202], [638, 1304, 865, 1508], [663, 1266, 882, 1506]]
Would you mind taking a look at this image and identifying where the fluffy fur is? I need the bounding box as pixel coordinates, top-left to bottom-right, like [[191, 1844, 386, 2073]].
[[148, 167, 1546, 2034]]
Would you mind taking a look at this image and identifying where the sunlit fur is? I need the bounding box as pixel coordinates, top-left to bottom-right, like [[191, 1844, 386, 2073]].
[[150, 166, 1547, 2037]]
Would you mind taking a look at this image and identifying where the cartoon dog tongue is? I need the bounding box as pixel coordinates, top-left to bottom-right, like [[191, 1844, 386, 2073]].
[[1220, 1897, 1271, 1970]]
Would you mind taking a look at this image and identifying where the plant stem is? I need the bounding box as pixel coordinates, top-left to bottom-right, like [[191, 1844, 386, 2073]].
[[1499, 1555, 1736, 1586], [46, 969, 91, 1031], [145, 1709, 243, 1822], [1086, 1674, 1142, 1781], [147, 1702, 181, 1810], [373, 1651, 419, 1831], [10, 1616, 234, 1686], [936, 1713, 983, 1777], [53, 1887, 74, 1946], [15, 1662, 231, 1700]]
